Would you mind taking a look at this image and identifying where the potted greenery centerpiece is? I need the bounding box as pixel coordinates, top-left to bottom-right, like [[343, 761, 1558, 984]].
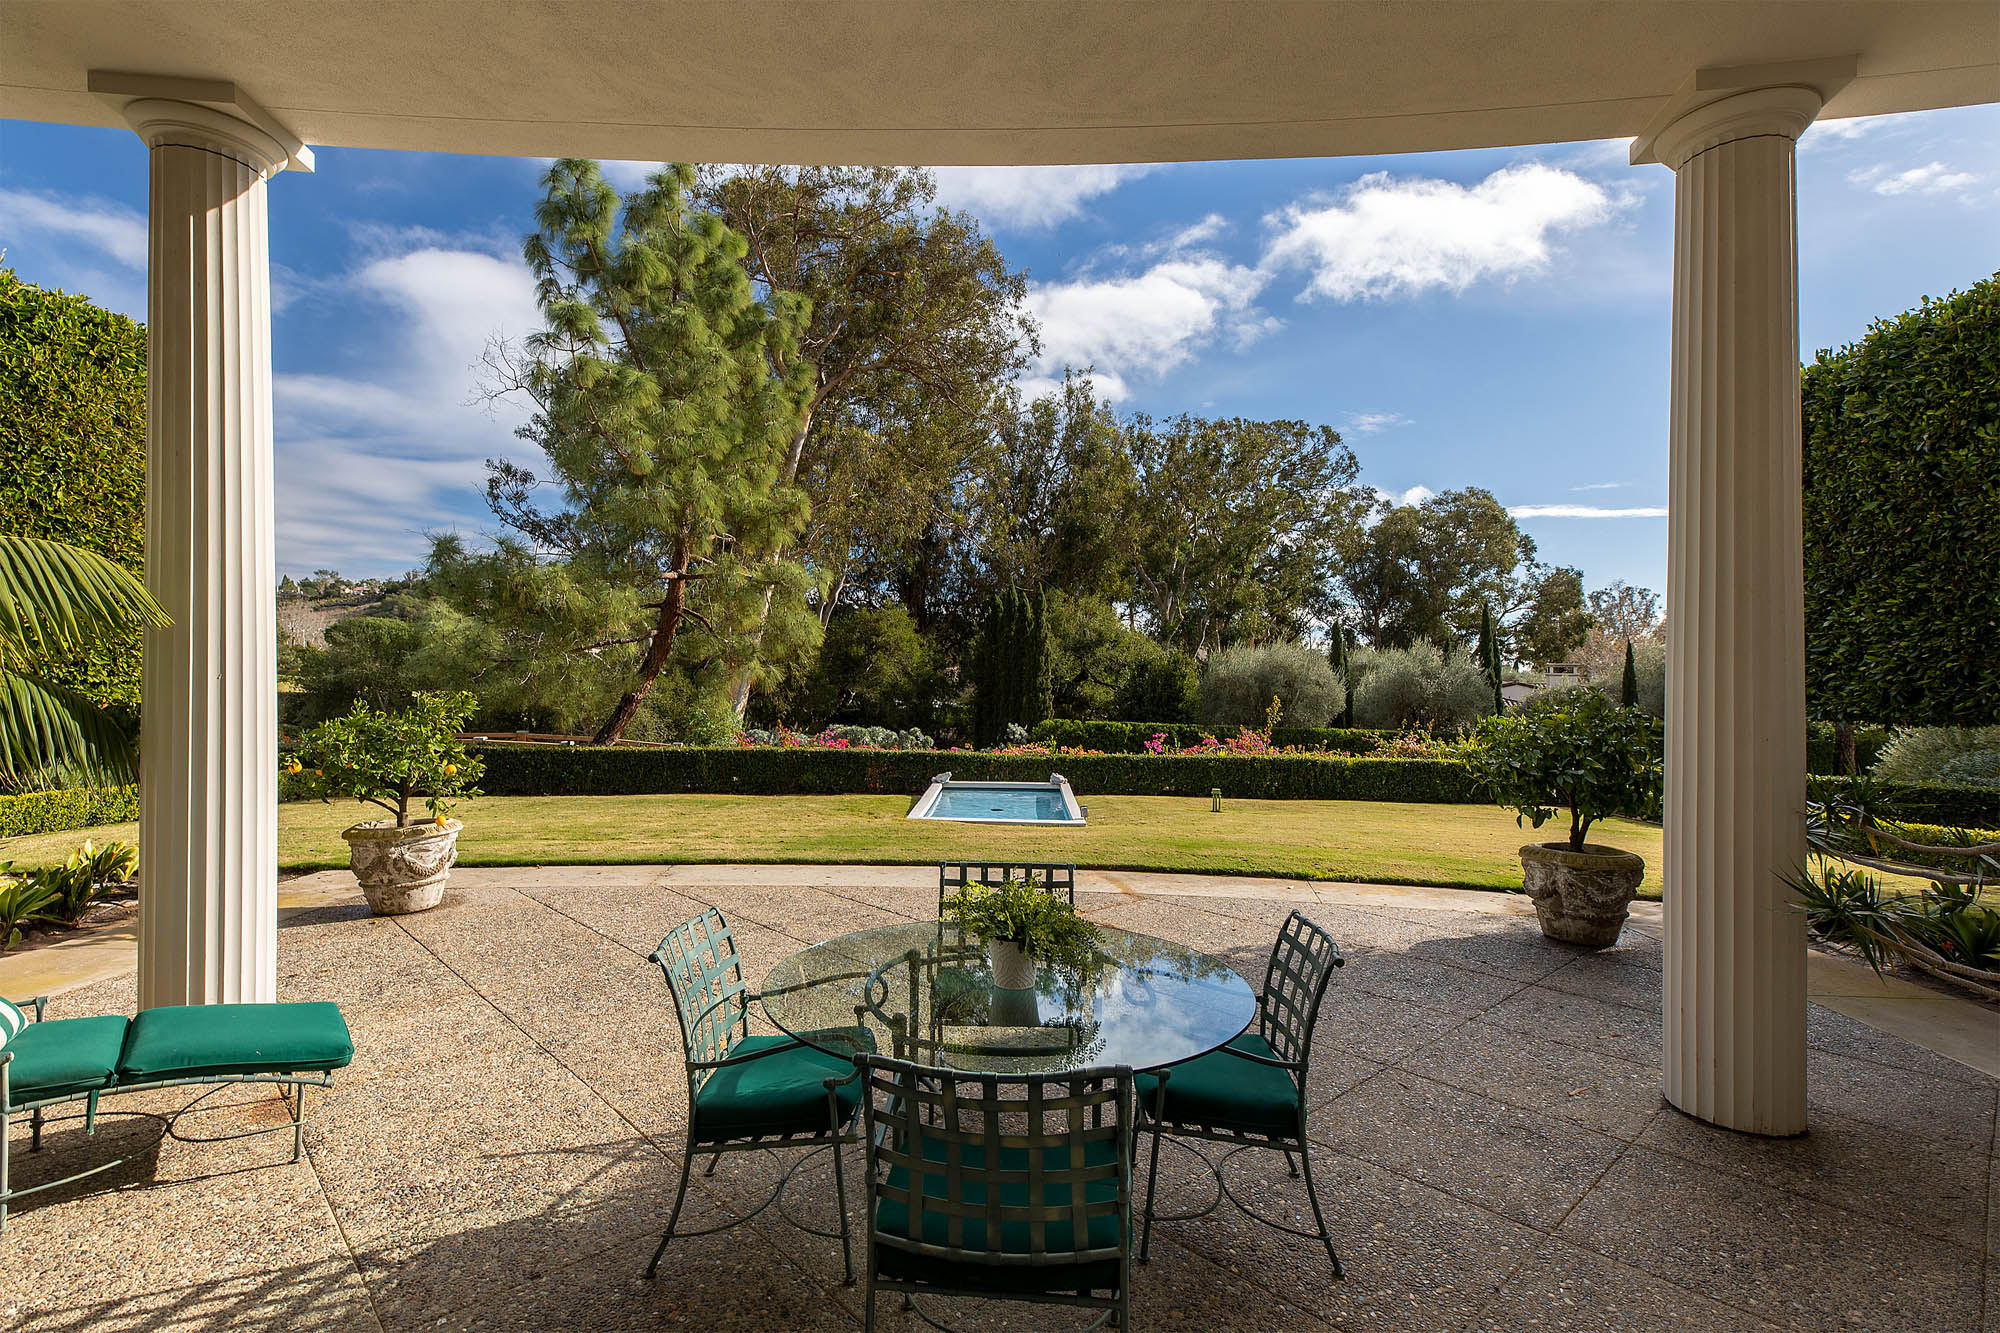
[[942, 879, 1100, 991], [288, 691, 483, 915], [1463, 690, 1662, 948]]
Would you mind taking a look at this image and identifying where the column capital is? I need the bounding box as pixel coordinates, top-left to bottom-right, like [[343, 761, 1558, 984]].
[[1650, 86, 1824, 172], [120, 98, 292, 178]]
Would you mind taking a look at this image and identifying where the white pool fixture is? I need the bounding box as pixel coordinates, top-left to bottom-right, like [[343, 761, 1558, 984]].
[[907, 772, 1087, 825]]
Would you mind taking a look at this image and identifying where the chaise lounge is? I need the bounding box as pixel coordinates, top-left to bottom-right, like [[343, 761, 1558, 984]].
[[0, 994, 354, 1229]]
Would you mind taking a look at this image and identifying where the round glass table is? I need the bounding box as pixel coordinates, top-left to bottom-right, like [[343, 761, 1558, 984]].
[[760, 921, 1257, 1076]]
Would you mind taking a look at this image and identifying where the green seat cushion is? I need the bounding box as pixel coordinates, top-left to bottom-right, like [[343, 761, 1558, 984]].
[[4, 1015, 128, 1107], [115, 1002, 354, 1084], [874, 1136, 1126, 1294], [1136, 1033, 1301, 1138], [691, 1032, 866, 1142]]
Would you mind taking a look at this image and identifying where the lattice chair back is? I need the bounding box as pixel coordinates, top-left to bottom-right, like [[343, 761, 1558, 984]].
[[651, 908, 750, 1094], [1255, 910, 1344, 1074], [859, 1054, 1134, 1272], [937, 862, 1077, 916]]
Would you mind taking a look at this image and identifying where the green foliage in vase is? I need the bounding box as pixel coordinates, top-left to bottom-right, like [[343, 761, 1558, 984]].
[[289, 691, 484, 827], [942, 879, 1101, 976], [1463, 690, 1662, 852]]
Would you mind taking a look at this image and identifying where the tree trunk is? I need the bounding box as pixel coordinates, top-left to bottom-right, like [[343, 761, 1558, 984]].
[[1834, 720, 1858, 776], [594, 558, 689, 745]]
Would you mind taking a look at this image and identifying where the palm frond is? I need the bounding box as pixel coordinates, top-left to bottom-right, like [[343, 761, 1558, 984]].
[[0, 534, 168, 660], [0, 669, 141, 789]]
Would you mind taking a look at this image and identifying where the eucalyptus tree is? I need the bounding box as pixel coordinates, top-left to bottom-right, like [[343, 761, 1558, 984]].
[[468, 160, 817, 745], [693, 166, 1033, 710]]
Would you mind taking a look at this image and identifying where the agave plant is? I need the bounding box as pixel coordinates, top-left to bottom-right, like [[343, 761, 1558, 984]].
[[0, 534, 169, 789]]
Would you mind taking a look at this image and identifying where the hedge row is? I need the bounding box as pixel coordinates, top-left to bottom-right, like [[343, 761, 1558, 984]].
[[467, 744, 1484, 803], [1031, 719, 1392, 755], [0, 785, 140, 838], [1808, 775, 2000, 827], [1804, 722, 1892, 776]]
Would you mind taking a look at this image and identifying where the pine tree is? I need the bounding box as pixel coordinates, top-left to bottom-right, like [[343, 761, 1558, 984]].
[[1621, 639, 1639, 709], [440, 160, 816, 745]]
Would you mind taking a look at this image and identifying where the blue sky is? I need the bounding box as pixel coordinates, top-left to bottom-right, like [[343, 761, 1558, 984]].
[[2, 105, 1996, 601]]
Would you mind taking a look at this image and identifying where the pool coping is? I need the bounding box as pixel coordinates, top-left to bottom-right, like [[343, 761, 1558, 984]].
[[905, 770, 1088, 825]]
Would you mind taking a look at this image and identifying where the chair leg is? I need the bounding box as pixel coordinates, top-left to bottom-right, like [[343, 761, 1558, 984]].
[[1283, 1149, 1299, 1179], [644, 1143, 699, 1279], [85, 1091, 99, 1137], [831, 1132, 854, 1285], [1140, 1123, 1165, 1263], [1296, 1139, 1342, 1279], [862, 1283, 877, 1333], [29, 1107, 43, 1152], [290, 1084, 307, 1163], [702, 1150, 721, 1178]]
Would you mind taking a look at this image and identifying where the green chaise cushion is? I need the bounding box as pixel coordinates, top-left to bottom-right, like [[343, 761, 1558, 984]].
[[3, 1016, 129, 1107], [1135, 1032, 1302, 1137], [691, 1032, 866, 1142], [115, 1002, 354, 1084], [875, 1136, 1125, 1294]]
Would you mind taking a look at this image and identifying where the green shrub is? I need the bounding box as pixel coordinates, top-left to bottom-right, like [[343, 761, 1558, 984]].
[[1112, 646, 1198, 723], [1198, 642, 1340, 729], [1873, 726, 2000, 785], [0, 271, 147, 714], [1031, 719, 1390, 755], [1351, 642, 1493, 731], [1803, 276, 2000, 728], [0, 785, 139, 837], [464, 743, 1483, 803], [1463, 691, 1662, 850]]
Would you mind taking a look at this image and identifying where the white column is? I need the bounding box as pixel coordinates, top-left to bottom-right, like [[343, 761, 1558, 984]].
[[125, 99, 287, 1008], [1657, 87, 1821, 1136]]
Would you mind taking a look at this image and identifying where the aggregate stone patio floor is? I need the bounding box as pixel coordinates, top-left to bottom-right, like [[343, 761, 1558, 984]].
[[3, 866, 1995, 1332]]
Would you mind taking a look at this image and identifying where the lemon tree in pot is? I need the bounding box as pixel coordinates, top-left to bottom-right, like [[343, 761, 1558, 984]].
[[942, 879, 1100, 991], [1464, 690, 1662, 948], [288, 691, 483, 915]]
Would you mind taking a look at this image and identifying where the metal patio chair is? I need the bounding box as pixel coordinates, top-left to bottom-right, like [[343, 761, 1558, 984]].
[[937, 862, 1076, 917], [1137, 908, 1346, 1275], [645, 907, 869, 1283], [855, 1053, 1136, 1331]]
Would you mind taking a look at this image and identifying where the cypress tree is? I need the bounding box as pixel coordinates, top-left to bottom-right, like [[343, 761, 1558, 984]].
[[1328, 627, 1353, 727], [1477, 603, 1504, 714], [1621, 639, 1639, 709], [972, 587, 1054, 743]]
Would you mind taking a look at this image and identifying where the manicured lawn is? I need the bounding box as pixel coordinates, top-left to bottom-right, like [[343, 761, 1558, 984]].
[[2, 794, 1666, 896]]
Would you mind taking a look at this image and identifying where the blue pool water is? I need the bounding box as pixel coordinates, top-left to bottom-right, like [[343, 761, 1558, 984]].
[[927, 786, 1076, 822]]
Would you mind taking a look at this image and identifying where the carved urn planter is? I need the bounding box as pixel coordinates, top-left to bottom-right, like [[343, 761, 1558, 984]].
[[341, 818, 463, 915], [1519, 842, 1646, 949]]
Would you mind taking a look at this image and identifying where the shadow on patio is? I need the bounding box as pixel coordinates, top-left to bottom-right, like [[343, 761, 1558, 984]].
[[3, 867, 1993, 1331]]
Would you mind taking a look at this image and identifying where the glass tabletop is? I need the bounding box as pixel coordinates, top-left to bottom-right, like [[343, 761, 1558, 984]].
[[760, 920, 1258, 1076]]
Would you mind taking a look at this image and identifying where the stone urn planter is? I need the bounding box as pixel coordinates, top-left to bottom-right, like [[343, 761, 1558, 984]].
[[1519, 842, 1645, 948], [341, 819, 463, 915]]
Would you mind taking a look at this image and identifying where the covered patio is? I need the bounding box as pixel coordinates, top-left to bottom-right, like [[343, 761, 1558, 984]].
[[1, 868, 1992, 1330]]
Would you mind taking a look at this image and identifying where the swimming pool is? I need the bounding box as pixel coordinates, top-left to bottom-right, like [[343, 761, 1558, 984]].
[[907, 773, 1087, 825]]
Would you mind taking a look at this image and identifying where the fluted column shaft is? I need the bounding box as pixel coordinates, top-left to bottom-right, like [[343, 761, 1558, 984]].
[[1658, 87, 1821, 1136], [127, 100, 287, 1008]]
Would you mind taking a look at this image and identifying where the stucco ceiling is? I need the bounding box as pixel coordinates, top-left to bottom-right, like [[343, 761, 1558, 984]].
[[2, 1, 1995, 164]]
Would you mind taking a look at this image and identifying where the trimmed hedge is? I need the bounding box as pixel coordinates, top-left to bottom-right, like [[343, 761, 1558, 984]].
[[1808, 775, 2000, 827], [0, 785, 140, 838], [467, 743, 1483, 803], [1032, 719, 1392, 756]]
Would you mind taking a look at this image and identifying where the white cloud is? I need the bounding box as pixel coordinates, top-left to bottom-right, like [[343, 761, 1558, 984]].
[[0, 188, 148, 270], [1848, 161, 1979, 196], [1568, 480, 1626, 492], [1510, 504, 1667, 519], [1263, 163, 1623, 302], [1022, 253, 1271, 400], [931, 164, 1156, 230], [1799, 118, 1875, 151], [1344, 411, 1410, 435], [1372, 485, 1433, 509], [273, 246, 542, 573]]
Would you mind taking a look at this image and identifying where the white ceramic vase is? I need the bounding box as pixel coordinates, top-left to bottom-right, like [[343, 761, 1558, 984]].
[[989, 937, 1037, 989]]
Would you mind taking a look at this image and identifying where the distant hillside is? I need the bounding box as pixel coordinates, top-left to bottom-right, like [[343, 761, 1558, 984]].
[[277, 592, 388, 648]]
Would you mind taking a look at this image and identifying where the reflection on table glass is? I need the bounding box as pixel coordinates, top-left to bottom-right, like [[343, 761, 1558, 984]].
[[761, 921, 1257, 1076]]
